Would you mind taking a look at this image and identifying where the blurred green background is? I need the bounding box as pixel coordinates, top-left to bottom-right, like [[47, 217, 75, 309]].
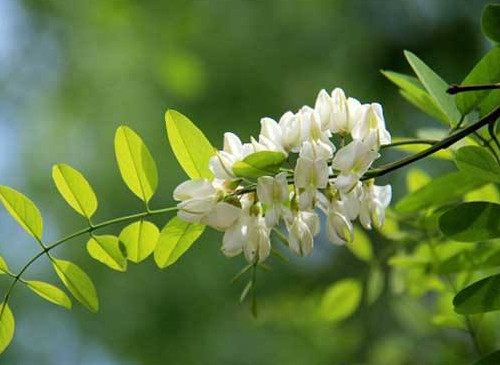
[[0, 0, 495, 364]]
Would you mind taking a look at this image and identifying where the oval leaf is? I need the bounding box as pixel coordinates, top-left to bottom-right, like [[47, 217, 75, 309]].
[[233, 151, 286, 178], [320, 278, 362, 322], [348, 227, 372, 262], [52, 164, 98, 218], [87, 235, 127, 272], [119, 220, 160, 263], [26, 280, 72, 310], [454, 274, 500, 315], [114, 126, 158, 202], [439, 202, 500, 242], [165, 109, 215, 179], [52, 258, 99, 312], [455, 146, 500, 183], [0, 303, 14, 355], [0, 256, 9, 275], [367, 266, 384, 306], [154, 217, 205, 269], [406, 168, 431, 193], [482, 4, 500, 44], [0, 186, 43, 241]]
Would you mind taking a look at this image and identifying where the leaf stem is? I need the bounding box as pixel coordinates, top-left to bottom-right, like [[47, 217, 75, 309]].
[[447, 83, 500, 95]]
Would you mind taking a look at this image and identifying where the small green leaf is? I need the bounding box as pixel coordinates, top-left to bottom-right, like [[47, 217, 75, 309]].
[[0, 303, 14, 355], [454, 274, 500, 314], [0, 186, 43, 241], [233, 151, 287, 178], [439, 202, 500, 242], [52, 258, 99, 312], [320, 278, 362, 322], [348, 227, 372, 262], [52, 164, 98, 218], [0, 256, 10, 275], [25, 280, 72, 310], [165, 109, 215, 179], [395, 172, 485, 214], [154, 217, 205, 269], [404, 51, 461, 124], [367, 266, 384, 306], [114, 126, 158, 202], [455, 146, 500, 183], [479, 89, 500, 117], [482, 4, 500, 44], [87, 235, 127, 272], [473, 349, 500, 365], [406, 168, 431, 193], [119, 220, 160, 263]]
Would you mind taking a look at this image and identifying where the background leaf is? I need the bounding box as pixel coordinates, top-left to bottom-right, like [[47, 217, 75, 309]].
[[114, 126, 158, 202], [25, 280, 72, 310], [367, 266, 385, 306], [455, 146, 500, 183], [320, 278, 362, 322], [0, 256, 10, 275], [232, 151, 286, 178], [52, 164, 98, 218], [473, 349, 500, 365], [0, 186, 43, 241], [0, 303, 14, 355], [165, 109, 215, 179], [454, 274, 500, 314], [119, 220, 160, 263], [406, 168, 431, 193], [87, 235, 127, 272], [348, 227, 372, 262], [482, 4, 500, 44], [154, 217, 205, 269]]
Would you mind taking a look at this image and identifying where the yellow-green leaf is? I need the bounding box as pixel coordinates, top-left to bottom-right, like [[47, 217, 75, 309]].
[[87, 235, 127, 272], [390, 138, 453, 160], [348, 227, 372, 262], [0, 303, 14, 355], [52, 258, 99, 312], [0, 186, 43, 241], [119, 220, 160, 263], [114, 126, 158, 202], [233, 151, 287, 178], [367, 266, 385, 306], [320, 278, 362, 322], [406, 168, 431, 193], [154, 217, 205, 269], [0, 256, 9, 275], [25, 280, 72, 310], [52, 164, 98, 218], [165, 109, 215, 179]]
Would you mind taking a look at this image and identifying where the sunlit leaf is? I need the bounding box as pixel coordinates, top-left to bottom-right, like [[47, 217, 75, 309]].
[[479, 89, 500, 117], [432, 292, 465, 330], [367, 266, 384, 305], [114, 126, 158, 202], [439, 202, 500, 242], [119, 220, 160, 263], [465, 183, 500, 204], [404, 50, 461, 124], [0, 256, 9, 275], [52, 258, 99, 312], [454, 274, 500, 314], [390, 138, 453, 160], [320, 278, 362, 322], [455, 146, 500, 183], [165, 109, 215, 179], [87, 235, 127, 272], [52, 164, 98, 218], [406, 168, 431, 193], [0, 186, 43, 241], [474, 349, 500, 365], [25, 280, 72, 310], [154, 217, 205, 268], [0, 303, 14, 355], [233, 151, 286, 178], [482, 4, 500, 44], [348, 227, 372, 262]]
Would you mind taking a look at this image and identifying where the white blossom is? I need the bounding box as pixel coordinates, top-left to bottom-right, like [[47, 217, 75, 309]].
[[359, 182, 392, 230], [244, 215, 271, 263], [315, 88, 363, 135], [286, 210, 320, 256], [351, 103, 391, 146], [257, 172, 290, 227]]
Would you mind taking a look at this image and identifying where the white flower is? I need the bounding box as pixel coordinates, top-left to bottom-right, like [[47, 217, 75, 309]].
[[351, 103, 391, 146], [209, 132, 246, 180], [326, 210, 354, 245], [331, 136, 379, 193], [244, 216, 271, 263], [286, 210, 320, 256], [259, 117, 286, 154], [221, 215, 248, 258], [257, 172, 290, 227], [359, 182, 392, 230], [315, 88, 363, 135]]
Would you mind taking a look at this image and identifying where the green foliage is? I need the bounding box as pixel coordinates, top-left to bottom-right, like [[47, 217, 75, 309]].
[[320, 278, 362, 322], [0, 186, 43, 241], [439, 202, 500, 242], [366, 266, 384, 306], [114, 126, 158, 203], [87, 235, 127, 272], [52, 259, 99, 312], [154, 217, 205, 269], [25, 280, 72, 310], [0, 304, 14, 355], [165, 109, 215, 179], [119, 220, 160, 263], [232, 151, 287, 178], [474, 349, 500, 365], [0, 256, 9, 275], [482, 4, 500, 44], [455, 146, 500, 183], [406, 168, 431, 193], [454, 274, 500, 314], [389, 138, 453, 160], [52, 164, 98, 219], [348, 227, 373, 262]]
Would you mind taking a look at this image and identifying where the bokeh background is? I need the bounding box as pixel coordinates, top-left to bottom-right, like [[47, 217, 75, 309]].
[[0, 0, 495, 364]]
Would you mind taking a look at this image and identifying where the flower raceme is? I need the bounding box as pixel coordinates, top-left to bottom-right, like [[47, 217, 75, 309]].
[[173, 88, 392, 263]]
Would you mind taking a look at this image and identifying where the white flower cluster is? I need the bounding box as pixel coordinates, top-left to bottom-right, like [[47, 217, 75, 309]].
[[173, 88, 392, 263]]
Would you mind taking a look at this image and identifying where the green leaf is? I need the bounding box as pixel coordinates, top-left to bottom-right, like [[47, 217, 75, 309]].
[[114, 126, 158, 202], [52, 258, 99, 312], [165, 109, 215, 179], [119, 220, 160, 263], [348, 227, 372, 262], [473, 349, 500, 365], [367, 266, 384, 306], [406, 168, 431, 193], [454, 274, 500, 314], [390, 138, 453, 160], [232, 151, 287, 178], [320, 278, 362, 322], [404, 51, 461, 124], [87, 235, 127, 272], [395, 172, 485, 214], [0, 186, 43, 241], [52, 164, 98, 218], [439, 202, 500, 242], [0, 303, 14, 355], [482, 4, 500, 43], [455, 146, 500, 183], [456, 47, 500, 115], [0, 256, 10, 275], [154, 217, 205, 269], [25, 280, 72, 310], [479, 89, 500, 117]]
